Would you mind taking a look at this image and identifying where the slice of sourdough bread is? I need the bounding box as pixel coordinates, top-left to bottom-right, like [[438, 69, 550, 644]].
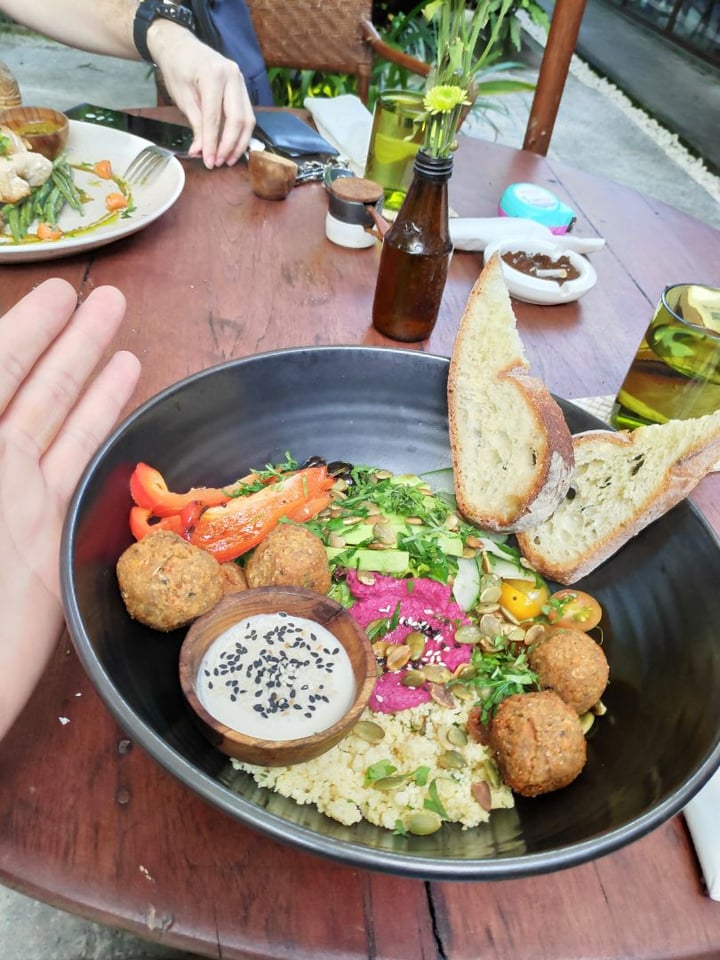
[[517, 409, 720, 584], [447, 253, 575, 533]]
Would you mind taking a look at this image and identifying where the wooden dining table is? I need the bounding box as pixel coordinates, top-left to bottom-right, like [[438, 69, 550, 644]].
[[1, 106, 719, 960]]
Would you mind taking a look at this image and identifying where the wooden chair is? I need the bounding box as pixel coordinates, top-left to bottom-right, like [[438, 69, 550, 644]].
[[159, 0, 586, 157]]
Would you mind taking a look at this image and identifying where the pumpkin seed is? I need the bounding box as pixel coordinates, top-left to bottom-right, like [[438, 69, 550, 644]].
[[462, 547, 478, 559], [466, 535, 484, 549], [353, 720, 386, 744], [453, 663, 477, 681], [342, 515, 364, 526], [579, 711, 595, 735], [327, 532, 346, 549], [476, 601, 501, 614], [422, 664, 452, 684], [372, 774, 407, 792], [523, 623, 547, 647], [504, 626, 526, 644], [479, 613, 504, 637], [479, 552, 493, 574], [499, 605, 522, 625], [405, 811, 442, 836], [429, 682, 456, 708], [444, 513, 460, 531], [405, 630, 426, 660], [372, 469, 393, 481], [438, 749, 467, 770], [406, 516, 424, 526], [360, 500, 382, 516], [441, 724, 468, 748], [357, 571, 376, 586], [401, 669, 426, 688], [452, 685, 475, 702], [480, 761, 502, 788], [386, 644, 411, 671], [479, 584, 502, 604], [592, 699, 607, 716], [454, 624, 483, 645], [373, 522, 397, 545]]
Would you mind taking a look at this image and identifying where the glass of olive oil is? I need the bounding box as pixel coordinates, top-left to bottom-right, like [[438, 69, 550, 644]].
[[610, 283, 720, 429], [363, 90, 426, 212]]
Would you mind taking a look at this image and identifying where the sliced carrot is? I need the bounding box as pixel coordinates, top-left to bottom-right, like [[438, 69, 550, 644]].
[[36, 222, 62, 241], [105, 192, 128, 212], [93, 159, 113, 179]]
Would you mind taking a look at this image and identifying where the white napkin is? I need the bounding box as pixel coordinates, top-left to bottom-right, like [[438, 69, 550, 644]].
[[304, 95, 373, 176], [684, 769, 720, 900], [449, 217, 606, 254]]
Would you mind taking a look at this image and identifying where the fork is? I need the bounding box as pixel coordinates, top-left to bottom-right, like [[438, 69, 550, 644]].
[[122, 145, 173, 185]]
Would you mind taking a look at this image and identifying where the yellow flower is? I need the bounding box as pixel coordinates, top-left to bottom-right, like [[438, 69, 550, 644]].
[[423, 84, 470, 116]]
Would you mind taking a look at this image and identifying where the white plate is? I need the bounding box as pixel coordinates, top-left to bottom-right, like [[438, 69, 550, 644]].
[[0, 120, 185, 263], [484, 238, 598, 305]]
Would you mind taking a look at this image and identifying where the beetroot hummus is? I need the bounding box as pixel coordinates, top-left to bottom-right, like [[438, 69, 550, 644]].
[[346, 570, 472, 713]]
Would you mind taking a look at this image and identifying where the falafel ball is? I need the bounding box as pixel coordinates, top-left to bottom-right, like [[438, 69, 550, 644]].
[[220, 561, 248, 595], [529, 628, 609, 715], [488, 690, 587, 797], [244, 523, 331, 593], [117, 530, 224, 632]]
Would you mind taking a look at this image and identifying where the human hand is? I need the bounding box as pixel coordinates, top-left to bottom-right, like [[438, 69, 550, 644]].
[[148, 24, 256, 168], [0, 279, 140, 738]]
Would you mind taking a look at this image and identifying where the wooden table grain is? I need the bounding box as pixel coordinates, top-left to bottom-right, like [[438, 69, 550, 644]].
[[0, 109, 719, 960]]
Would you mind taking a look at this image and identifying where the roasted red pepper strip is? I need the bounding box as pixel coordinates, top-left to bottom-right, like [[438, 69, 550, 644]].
[[129, 462, 232, 517], [285, 493, 333, 523], [189, 466, 332, 563], [130, 500, 203, 541]]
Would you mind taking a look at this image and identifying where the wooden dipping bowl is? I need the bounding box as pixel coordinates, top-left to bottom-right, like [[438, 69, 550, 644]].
[[0, 105, 69, 159], [179, 586, 377, 766]]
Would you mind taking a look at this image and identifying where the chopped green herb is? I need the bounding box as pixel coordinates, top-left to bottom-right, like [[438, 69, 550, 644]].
[[411, 765, 430, 786], [423, 780, 449, 820], [364, 759, 398, 786]]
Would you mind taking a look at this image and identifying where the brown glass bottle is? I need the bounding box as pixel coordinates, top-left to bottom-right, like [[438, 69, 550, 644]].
[[371, 150, 453, 342]]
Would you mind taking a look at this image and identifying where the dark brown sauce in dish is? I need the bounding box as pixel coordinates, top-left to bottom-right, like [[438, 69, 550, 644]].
[[502, 250, 581, 285]]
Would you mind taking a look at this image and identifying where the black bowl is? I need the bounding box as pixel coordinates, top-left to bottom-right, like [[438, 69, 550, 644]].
[[61, 346, 720, 880]]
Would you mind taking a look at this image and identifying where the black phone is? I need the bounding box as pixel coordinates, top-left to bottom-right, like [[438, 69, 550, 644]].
[[64, 103, 194, 154]]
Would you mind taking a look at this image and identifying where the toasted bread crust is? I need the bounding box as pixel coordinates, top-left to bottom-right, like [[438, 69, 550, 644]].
[[517, 413, 720, 583], [448, 254, 574, 533]]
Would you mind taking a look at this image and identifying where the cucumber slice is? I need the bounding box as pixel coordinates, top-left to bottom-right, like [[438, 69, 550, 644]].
[[453, 556, 480, 611], [487, 555, 536, 582]]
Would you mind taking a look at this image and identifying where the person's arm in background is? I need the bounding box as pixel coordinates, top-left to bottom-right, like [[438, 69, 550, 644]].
[[0, 280, 141, 740], [0, 0, 254, 167]]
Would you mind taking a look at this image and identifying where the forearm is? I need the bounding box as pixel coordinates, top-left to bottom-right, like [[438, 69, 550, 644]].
[[0, 0, 171, 60]]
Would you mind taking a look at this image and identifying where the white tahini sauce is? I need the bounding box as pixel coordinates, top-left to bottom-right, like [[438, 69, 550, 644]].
[[197, 612, 356, 741]]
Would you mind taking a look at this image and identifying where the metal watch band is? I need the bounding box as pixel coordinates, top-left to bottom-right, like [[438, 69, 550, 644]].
[[133, 0, 197, 63]]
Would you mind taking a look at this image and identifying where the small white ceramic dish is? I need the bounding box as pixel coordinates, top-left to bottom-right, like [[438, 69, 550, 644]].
[[483, 238, 598, 305]]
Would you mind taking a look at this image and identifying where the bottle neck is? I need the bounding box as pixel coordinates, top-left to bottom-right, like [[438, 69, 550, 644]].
[[412, 150, 453, 181]]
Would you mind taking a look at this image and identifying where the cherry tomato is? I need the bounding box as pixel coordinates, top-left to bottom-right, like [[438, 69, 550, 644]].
[[547, 589, 603, 630], [499, 578, 550, 622]]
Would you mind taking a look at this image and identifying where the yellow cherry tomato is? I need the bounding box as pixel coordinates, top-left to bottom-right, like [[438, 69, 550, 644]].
[[499, 578, 550, 622]]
